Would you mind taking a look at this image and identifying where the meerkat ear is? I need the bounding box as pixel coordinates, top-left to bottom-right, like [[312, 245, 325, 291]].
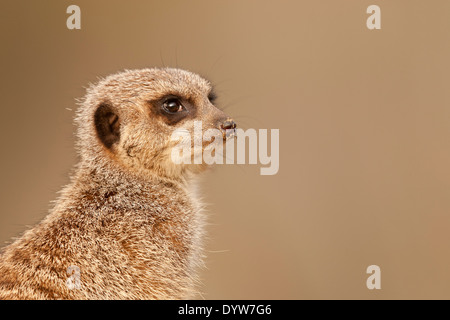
[[94, 102, 121, 149]]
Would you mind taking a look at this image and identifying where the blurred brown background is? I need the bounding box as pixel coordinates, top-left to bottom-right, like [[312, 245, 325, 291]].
[[1, 0, 450, 299]]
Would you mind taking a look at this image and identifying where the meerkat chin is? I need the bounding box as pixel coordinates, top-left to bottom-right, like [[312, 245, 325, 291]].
[[0, 68, 236, 300]]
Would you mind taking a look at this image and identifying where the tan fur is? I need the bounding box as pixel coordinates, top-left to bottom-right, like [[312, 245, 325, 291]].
[[0, 68, 234, 299]]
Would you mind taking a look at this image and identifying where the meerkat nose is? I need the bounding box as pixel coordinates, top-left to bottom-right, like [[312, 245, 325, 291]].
[[220, 119, 236, 131], [220, 118, 237, 139]]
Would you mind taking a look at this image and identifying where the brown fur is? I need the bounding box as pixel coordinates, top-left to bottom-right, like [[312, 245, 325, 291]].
[[0, 68, 234, 299]]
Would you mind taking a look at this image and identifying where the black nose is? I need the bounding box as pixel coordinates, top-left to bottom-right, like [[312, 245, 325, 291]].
[[221, 119, 237, 131], [220, 118, 237, 139]]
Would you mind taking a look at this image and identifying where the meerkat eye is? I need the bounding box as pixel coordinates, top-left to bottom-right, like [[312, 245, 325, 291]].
[[162, 98, 184, 114]]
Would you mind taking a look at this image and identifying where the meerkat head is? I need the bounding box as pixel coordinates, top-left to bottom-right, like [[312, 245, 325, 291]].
[[75, 68, 236, 181]]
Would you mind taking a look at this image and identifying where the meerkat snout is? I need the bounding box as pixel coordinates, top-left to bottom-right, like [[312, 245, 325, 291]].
[[0, 67, 235, 300]]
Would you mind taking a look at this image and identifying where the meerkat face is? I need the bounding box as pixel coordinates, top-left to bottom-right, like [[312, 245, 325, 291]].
[[84, 68, 236, 179]]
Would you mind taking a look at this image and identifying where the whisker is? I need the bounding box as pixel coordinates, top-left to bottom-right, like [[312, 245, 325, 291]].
[[208, 55, 224, 75], [232, 115, 266, 128], [211, 78, 234, 88], [220, 95, 254, 111], [214, 150, 248, 174], [159, 48, 166, 68]]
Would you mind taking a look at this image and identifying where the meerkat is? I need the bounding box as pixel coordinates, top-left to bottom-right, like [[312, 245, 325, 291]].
[[0, 68, 236, 300]]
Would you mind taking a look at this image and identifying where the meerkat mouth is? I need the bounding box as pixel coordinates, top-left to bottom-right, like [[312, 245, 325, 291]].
[[223, 128, 237, 140]]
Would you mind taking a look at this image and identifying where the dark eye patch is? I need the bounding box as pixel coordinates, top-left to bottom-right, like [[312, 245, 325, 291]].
[[147, 94, 196, 126], [208, 90, 217, 103]]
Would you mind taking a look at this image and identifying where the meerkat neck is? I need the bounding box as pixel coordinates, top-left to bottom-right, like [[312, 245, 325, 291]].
[[76, 156, 185, 188]]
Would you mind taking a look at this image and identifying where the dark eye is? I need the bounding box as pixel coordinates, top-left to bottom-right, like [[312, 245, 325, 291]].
[[162, 98, 184, 114]]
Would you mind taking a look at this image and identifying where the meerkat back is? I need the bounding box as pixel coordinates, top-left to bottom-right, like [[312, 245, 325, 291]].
[[0, 68, 236, 300]]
